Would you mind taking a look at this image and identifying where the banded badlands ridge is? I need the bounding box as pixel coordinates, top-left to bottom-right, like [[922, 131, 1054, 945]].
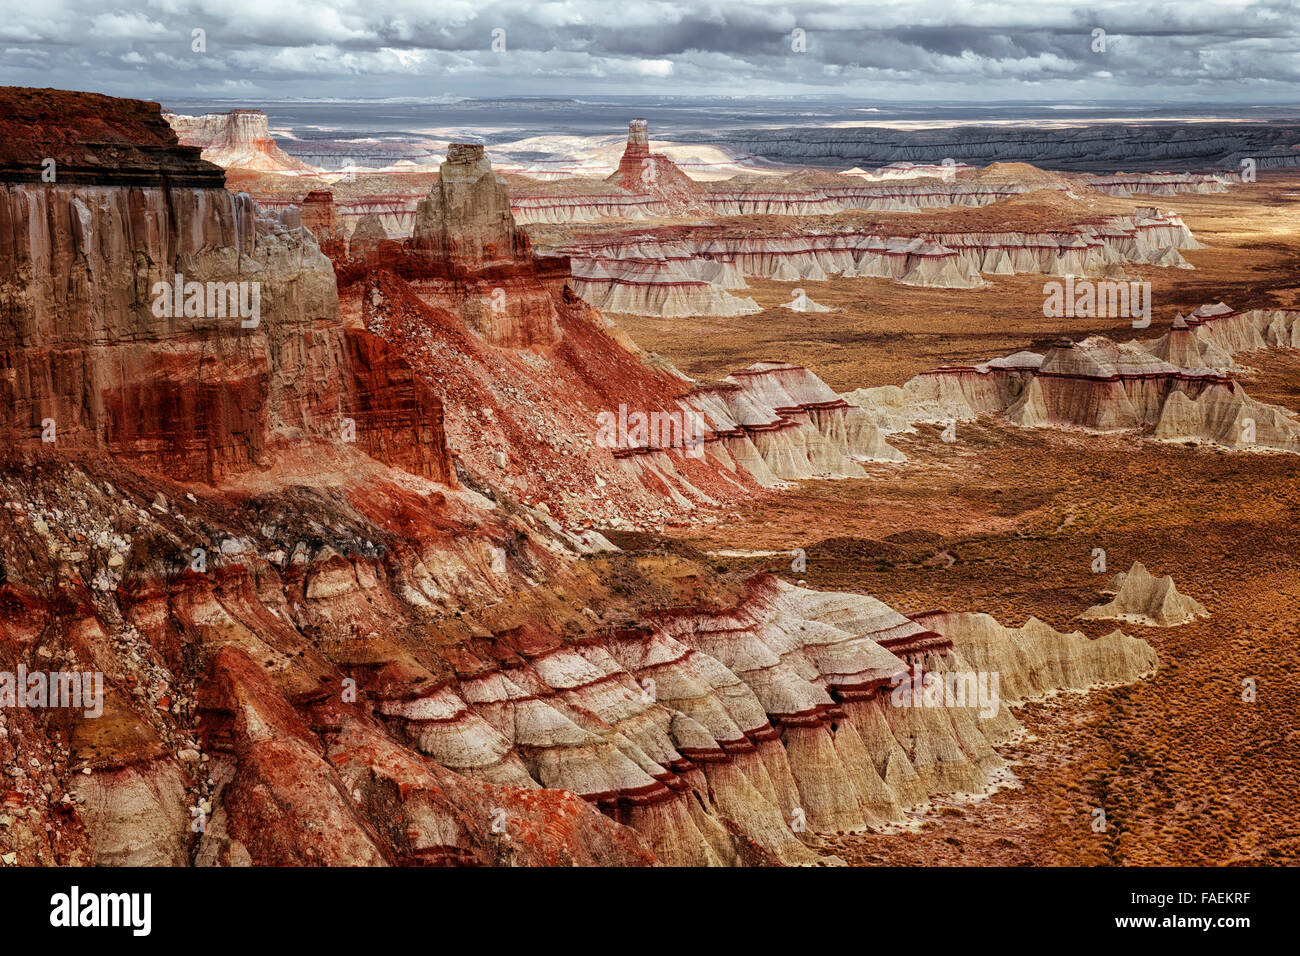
[[844, 302, 1300, 454], [4, 89, 1298, 869], [551, 203, 1200, 317]]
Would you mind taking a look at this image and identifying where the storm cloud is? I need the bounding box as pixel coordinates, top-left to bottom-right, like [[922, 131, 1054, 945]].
[[3, 0, 1299, 102]]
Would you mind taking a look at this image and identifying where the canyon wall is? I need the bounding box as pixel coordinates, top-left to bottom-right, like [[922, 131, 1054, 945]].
[[0, 90, 1166, 869], [1, 87, 452, 484], [316, 144, 912, 526]]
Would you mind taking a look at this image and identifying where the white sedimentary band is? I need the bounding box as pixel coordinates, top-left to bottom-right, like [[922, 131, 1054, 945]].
[[843, 301, 1300, 453], [1082, 172, 1233, 197], [553, 210, 1200, 317]]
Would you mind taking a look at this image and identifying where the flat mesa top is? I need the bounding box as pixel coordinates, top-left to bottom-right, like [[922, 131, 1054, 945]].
[[0, 87, 223, 186]]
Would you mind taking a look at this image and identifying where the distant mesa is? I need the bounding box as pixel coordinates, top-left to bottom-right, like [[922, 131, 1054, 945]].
[[676, 122, 1300, 172], [1082, 172, 1234, 197], [165, 108, 317, 174], [841, 160, 976, 181]]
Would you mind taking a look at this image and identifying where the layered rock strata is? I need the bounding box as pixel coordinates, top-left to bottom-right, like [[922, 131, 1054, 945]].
[[844, 304, 1300, 454], [556, 209, 1199, 316], [920, 612, 1159, 700], [1081, 172, 1233, 196], [0, 89, 1165, 868], [0, 87, 451, 485], [322, 147, 903, 525], [0, 447, 1159, 867], [1146, 302, 1300, 371], [412, 144, 529, 265]]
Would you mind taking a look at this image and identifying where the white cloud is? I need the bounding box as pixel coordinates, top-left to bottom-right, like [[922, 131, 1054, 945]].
[[90, 12, 171, 38], [631, 58, 674, 76]]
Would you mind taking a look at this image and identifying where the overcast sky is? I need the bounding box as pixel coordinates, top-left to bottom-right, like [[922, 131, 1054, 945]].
[[4, 0, 1300, 103]]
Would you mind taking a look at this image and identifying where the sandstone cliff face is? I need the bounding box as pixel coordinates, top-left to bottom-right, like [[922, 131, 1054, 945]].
[[413, 145, 528, 265], [1147, 302, 1300, 370], [299, 190, 346, 259], [0, 88, 452, 485], [0, 454, 662, 866]]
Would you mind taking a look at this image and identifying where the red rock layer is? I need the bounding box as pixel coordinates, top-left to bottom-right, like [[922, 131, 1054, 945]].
[[0, 87, 221, 187], [300, 190, 347, 258], [604, 120, 710, 215], [0, 88, 452, 486]]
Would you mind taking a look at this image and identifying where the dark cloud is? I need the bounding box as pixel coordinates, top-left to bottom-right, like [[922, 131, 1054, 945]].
[[2, 1, 1299, 101]]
